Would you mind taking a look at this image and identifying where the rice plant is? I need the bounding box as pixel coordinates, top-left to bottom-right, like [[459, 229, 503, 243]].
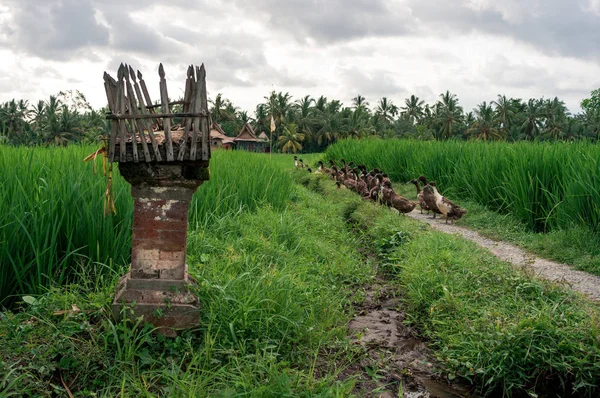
[[0, 145, 294, 306]]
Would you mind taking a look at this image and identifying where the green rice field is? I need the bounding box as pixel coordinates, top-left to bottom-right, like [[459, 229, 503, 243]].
[[326, 139, 600, 235]]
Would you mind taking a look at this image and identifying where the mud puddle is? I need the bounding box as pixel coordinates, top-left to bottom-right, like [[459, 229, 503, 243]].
[[344, 280, 474, 397]]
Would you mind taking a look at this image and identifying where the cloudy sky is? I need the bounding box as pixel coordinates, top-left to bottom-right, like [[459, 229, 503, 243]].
[[1, 0, 599, 114]]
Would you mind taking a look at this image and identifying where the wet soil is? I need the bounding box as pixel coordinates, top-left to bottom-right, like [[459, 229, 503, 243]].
[[342, 280, 475, 397]]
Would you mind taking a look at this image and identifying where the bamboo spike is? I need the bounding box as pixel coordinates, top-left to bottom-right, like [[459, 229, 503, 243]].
[[181, 65, 193, 126], [103, 72, 118, 162], [116, 64, 127, 162], [190, 66, 202, 160], [124, 65, 151, 162], [137, 69, 160, 130], [132, 69, 162, 161], [158, 63, 174, 161], [122, 64, 139, 162], [177, 65, 195, 161], [199, 64, 210, 161]]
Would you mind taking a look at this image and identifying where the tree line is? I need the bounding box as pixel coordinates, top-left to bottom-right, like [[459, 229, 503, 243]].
[[2, 88, 600, 152]]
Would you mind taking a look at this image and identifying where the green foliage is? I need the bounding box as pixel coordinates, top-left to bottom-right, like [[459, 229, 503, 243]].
[[397, 230, 600, 396], [581, 88, 600, 116]]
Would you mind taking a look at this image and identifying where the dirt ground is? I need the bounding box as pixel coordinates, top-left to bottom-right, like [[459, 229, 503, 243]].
[[407, 210, 600, 301], [343, 280, 474, 398]]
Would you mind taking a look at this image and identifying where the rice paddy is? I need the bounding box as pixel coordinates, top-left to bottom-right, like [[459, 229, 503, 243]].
[[326, 139, 600, 235], [0, 145, 293, 306]]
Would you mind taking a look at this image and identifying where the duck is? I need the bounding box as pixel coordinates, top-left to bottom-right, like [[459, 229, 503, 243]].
[[294, 155, 299, 168], [428, 182, 467, 224], [317, 160, 330, 175], [409, 177, 432, 214], [380, 184, 418, 214], [307, 167, 312, 173], [343, 169, 358, 191], [355, 169, 369, 197], [299, 159, 305, 168], [369, 174, 383, 203], [418, 176, 442, 218], [332, 166, 345, 187], [367, 170, 379, 191], [381, 173, 392, 189]]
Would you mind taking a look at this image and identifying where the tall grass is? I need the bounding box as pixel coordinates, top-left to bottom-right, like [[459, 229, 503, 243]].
[[0, 146, 293, 306], [326, 139, 600, 234]]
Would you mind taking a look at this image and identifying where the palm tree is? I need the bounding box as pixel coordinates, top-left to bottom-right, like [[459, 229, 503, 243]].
[[543, 97, 568, 140], [521, 99, 543, 140], [466, 102, 502, 141], [352, 95, 369, 110], [492, 94, 515, 137], [439, 90, 459, 109], [237, 110, 251, 125], [435, 91, 463, 140], [278, 123, 304, 153], [401, 95, 424, 124], [375, 97, 399, 124], [210, 93, 228, 121], [316, 102, 343, 146], [293, 95, 316, 145], [0, 99, 30, 144], [253, 103, 270, 136], [314, 95, 328, 113], [344, 106, 373, 138]]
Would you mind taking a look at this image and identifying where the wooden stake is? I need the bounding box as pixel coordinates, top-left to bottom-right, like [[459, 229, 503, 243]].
[[199, 64, 210, 161], [124, 65, 152, 162], [131, 67, 162, 161], [158, 63, 174, 161]]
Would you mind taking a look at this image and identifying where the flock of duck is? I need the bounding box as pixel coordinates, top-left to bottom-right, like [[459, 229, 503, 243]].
[[294, 156, 467, 224]]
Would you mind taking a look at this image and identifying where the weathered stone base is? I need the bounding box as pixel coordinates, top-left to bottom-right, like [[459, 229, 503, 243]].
[[112, 265, 201, 336]]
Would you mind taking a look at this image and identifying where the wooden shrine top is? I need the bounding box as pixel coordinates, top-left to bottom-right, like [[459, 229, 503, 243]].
[[103, 63, 211, 163]]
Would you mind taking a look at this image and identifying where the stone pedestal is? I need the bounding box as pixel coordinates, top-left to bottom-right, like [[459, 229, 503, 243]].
[[112, 162, 209, 335]]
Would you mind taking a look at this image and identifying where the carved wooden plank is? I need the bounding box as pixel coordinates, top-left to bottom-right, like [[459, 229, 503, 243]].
[[199, 64, 210, 161], [190, 66, 203, 160], [177, 65, 195, 161], [103, 72, 118, 162], [124, 66, 151, 162], [131, 67, 162, 161], [158, 63, 174, 161]]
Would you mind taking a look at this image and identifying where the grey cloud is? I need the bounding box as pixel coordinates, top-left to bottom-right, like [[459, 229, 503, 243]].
[[233, 0, 415, 43], [407, 0, 600, 59], [1, 0, 109, 60], [483, 56, 553, 89], [339, 66, 405, 99]]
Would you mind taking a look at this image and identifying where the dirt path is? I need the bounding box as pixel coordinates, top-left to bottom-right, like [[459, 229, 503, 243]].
[[407, 211, 600, 301]]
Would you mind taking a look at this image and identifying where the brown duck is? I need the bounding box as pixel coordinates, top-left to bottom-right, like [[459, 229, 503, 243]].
[[380, 185, 418, 214], [419, 176, 442, 218], [410, 177, 432, 214]]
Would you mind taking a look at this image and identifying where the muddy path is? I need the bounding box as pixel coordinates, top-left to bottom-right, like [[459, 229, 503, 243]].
[[407, 210, 600, 301], [342, 280, 474, 397]]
